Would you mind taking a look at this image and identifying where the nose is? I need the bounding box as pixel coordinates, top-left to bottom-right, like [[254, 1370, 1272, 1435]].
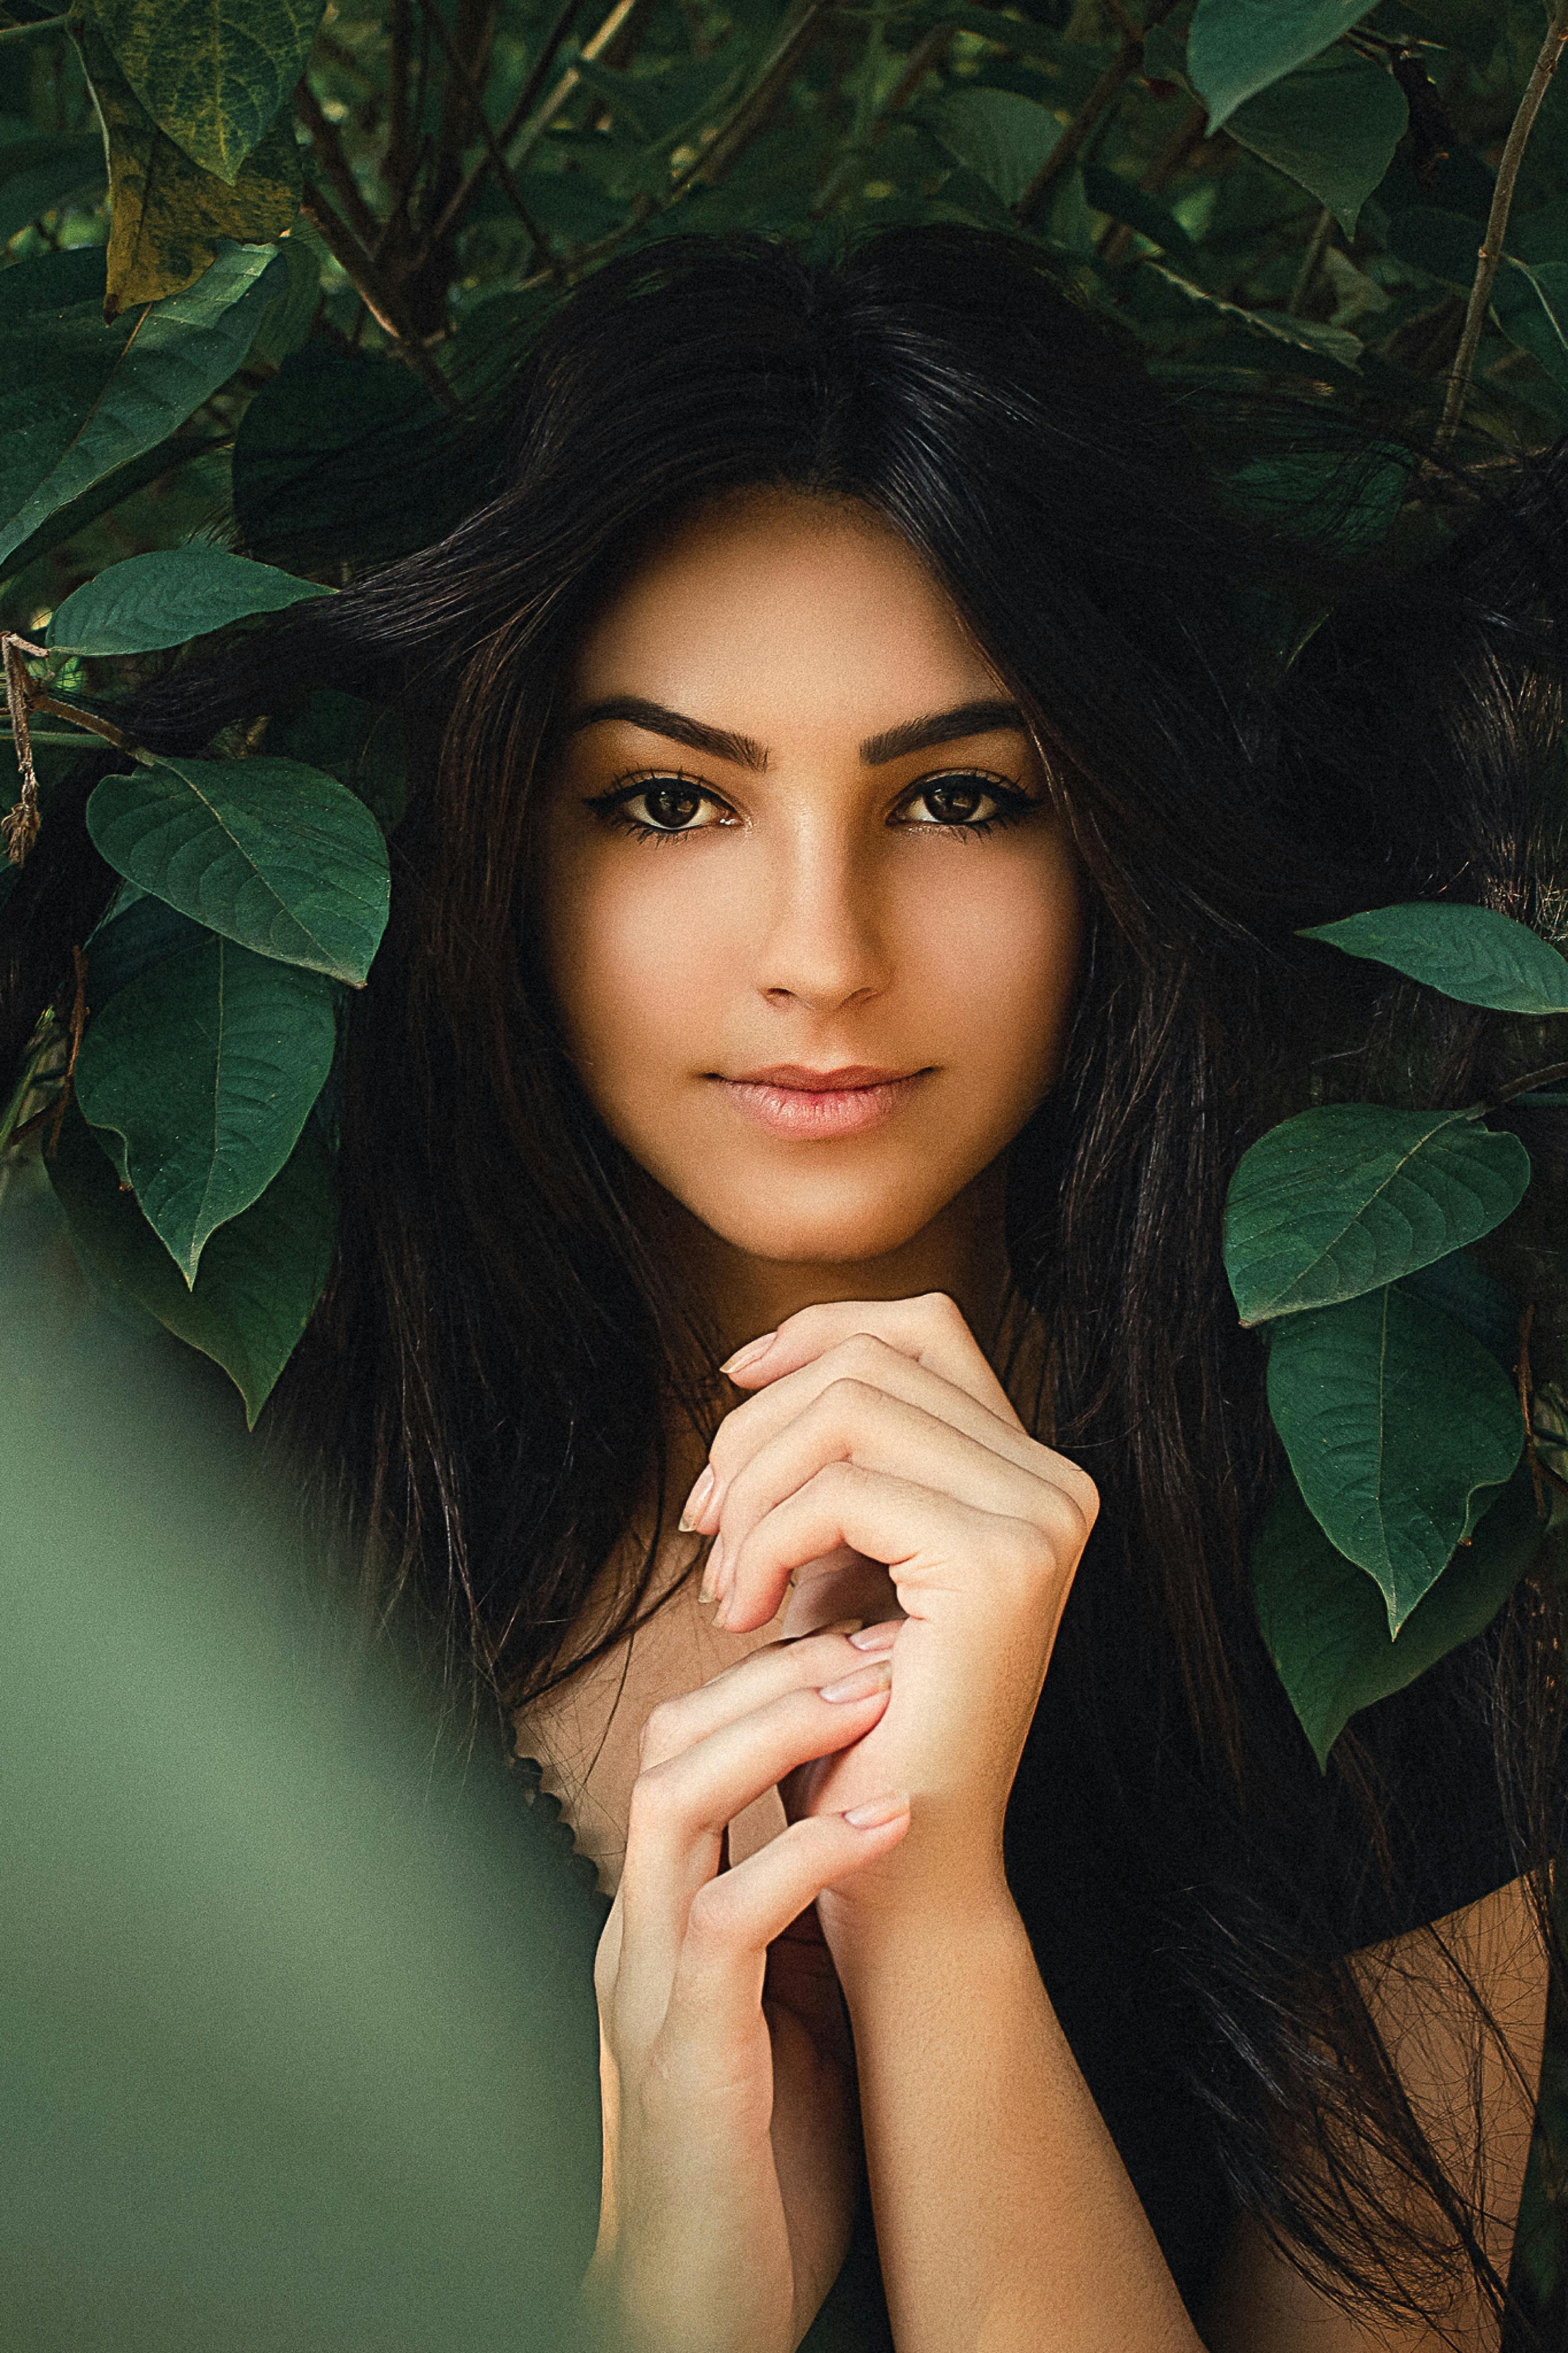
[[752, 820, 892, 1016]]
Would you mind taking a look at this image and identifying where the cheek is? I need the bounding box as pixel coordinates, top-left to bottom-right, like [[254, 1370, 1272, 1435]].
[[900, 845, 1082, 1110], [544, 850, 730, 1084]]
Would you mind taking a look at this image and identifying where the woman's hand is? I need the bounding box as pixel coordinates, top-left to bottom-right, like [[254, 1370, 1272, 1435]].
[[588, 1623, 911, 2353], [682, 1292, 1098, 1929]]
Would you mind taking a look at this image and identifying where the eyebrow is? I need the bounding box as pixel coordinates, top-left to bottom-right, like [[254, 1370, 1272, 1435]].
[[566, 694, 1028, 771]]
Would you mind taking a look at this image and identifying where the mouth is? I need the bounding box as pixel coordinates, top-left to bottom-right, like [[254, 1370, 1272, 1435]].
[[713, 1064, 930, 1139]]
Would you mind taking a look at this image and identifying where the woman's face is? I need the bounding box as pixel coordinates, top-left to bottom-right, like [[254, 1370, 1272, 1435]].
[[539, 489, 1083, 1270]]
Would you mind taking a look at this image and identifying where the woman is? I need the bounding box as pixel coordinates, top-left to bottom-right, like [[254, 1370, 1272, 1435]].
[[20, 227, 1568, 2348]]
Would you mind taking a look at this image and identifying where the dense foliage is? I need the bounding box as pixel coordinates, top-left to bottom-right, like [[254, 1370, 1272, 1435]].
[[5, 0, 1568, 2308]]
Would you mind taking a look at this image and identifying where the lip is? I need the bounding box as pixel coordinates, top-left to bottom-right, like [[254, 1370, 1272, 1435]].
[[714, 1063, 929, 1139]]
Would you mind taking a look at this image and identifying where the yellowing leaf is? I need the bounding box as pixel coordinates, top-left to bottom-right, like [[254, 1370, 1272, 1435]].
[[79, 23, 299, 317]]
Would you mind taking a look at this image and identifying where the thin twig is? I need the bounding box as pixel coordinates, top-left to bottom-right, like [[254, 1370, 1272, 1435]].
[[415, 0, 554, 272], [384, 0, 415, 201], [299, 181, 460, 409], [1519, 1304, 1545, 1517], [1436, 0, 1568, 452], [46, 944, 88, 1158], [1288, 205, 1335, 318], [1, 632, 45, 865], [509, 0, 645, 172], [1016, 0, 1181, 226], [0, 11, 69, 42], [672, 0, 827, 195], [296, 75, 385, 254], [30, 693, 137, 753], [1487, 1058, 1568, 1109]]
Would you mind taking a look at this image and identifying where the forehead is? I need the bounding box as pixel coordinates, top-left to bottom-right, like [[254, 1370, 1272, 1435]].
[[568, 489, 1001, 737]]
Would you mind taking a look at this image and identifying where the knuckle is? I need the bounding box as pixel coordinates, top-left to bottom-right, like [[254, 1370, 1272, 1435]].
[[837, 1332, 895, 1380], [820, 1373, 879, 1415], [637, 1696, 686, 1764], [684, 1877, 741, 1947], [626, 1755, 680, 1836]]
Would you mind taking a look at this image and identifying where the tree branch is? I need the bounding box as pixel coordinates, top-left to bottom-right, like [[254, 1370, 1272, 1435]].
[[299, 181, 460, 409], [1016, 0, 1181, 227], [509, 0, 645, 172], [1436, 1, 1568, 452], [296, 74, 386, 255], [415, 0, 555, 273], [671, 0, 827, 195]]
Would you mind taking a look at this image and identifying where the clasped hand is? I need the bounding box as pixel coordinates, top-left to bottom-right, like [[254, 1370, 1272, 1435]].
[[587, 1293, 1098, 2353]]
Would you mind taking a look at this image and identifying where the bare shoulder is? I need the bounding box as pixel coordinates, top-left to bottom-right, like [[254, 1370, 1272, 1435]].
[[1205, 1874, 1550, 2353]]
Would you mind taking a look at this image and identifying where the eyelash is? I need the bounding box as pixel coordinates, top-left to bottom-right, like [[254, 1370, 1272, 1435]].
[[583, 769, 1042, 844]]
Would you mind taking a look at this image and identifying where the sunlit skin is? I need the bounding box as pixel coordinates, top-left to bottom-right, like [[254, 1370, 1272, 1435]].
[[539, 486, 1083, 1361]]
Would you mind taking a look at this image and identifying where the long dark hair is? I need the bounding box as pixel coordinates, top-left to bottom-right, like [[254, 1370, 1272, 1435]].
[[7, 226, 1567, 2337]]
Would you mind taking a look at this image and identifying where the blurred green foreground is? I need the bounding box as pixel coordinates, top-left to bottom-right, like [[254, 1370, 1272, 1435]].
[[0, 1156, 605, 2352]]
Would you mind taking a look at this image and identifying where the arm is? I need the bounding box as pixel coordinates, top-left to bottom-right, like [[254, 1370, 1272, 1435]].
[[1206, 1872, 1550, 2353], [830, 1890, 1202, 2353]]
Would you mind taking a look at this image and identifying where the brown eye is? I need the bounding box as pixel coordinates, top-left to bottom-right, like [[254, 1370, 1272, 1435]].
[[641, 781, 705, 829], [900, 772, 1010, 827]]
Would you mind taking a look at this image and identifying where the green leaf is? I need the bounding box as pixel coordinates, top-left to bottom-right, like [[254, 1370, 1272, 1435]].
[[1400, 1247, 1521, 1369], [1224, 1103, 1530, 1323], [1187, 0, 1382, 131], [1382, 205, 1483, 287], [1266, 1284, 1524, 1632], [1080, 163, 1201, 268], [84, 886, 207, 1006], [1136, 260, 1364, 369], [0, 241, 284, 580], [73, 930, 337, 1285], [46, 1105, 336, 1425], [931, 87, 1060, 209], [49, 546, 330, 656], [1255, 1462, 1545, 1768], [1494, 257, 1568, 393], [1300, 901, 1568, 1014], [267, 689, 407, 835], [78, 21, 300, 315], [87, 755, 390, 986], [0, 130, 106, 243], [230, 339, 459, 569], [89, 0, 327, 185], [1224, 45, 1407, 237]]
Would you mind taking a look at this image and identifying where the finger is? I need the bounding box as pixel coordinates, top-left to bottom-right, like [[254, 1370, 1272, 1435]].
[[715, 1459, 1085, 1635], [691, 1331, 1059, 1534], [723, 1292, 1016, 1419], [710, 1382, 1089, 1609], [636, 1622, 898, 1771], [662, 1798, 911, 2065], [613, 1667, 893, 2046]]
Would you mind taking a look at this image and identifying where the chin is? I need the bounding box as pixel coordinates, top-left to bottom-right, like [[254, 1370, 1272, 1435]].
[[694, 1186, 962, 1268]]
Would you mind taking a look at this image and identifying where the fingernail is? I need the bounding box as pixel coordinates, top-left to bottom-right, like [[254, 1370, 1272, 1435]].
[[817, 1616, 865, 1637], [678, 1463, 715, 1533], [720, 1331, 777, 1378], [848, 1620, 904, 1653], [844, 1792, 909, 1829], [818, 1659, 892, 1703], [699, 1533, 724, 1606]]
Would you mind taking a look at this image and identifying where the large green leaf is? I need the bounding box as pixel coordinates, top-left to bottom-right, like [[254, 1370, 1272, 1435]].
[[0, 130, 105, 244], [46, 1106, 336, 1425], [1266, 1284, 1524, 1633], [1255, 1462, 1546, 1768], [73, 933, 337, 1283], [0, 241, 284, 579], [78, 22, 300, 315], [931, 88, 1060, 210], [89, 0, 327, 185], [1224, 1103, 1529, 1323], [1134, 261, 1364, 370], [1494, 258, 1568, 393], [1224, 45, 1407, 237], [1187, 0, 1382, 131], [1301, 902, 1568, 1013], [49, 546, 330, 656], [87, 756, 389, 986]]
